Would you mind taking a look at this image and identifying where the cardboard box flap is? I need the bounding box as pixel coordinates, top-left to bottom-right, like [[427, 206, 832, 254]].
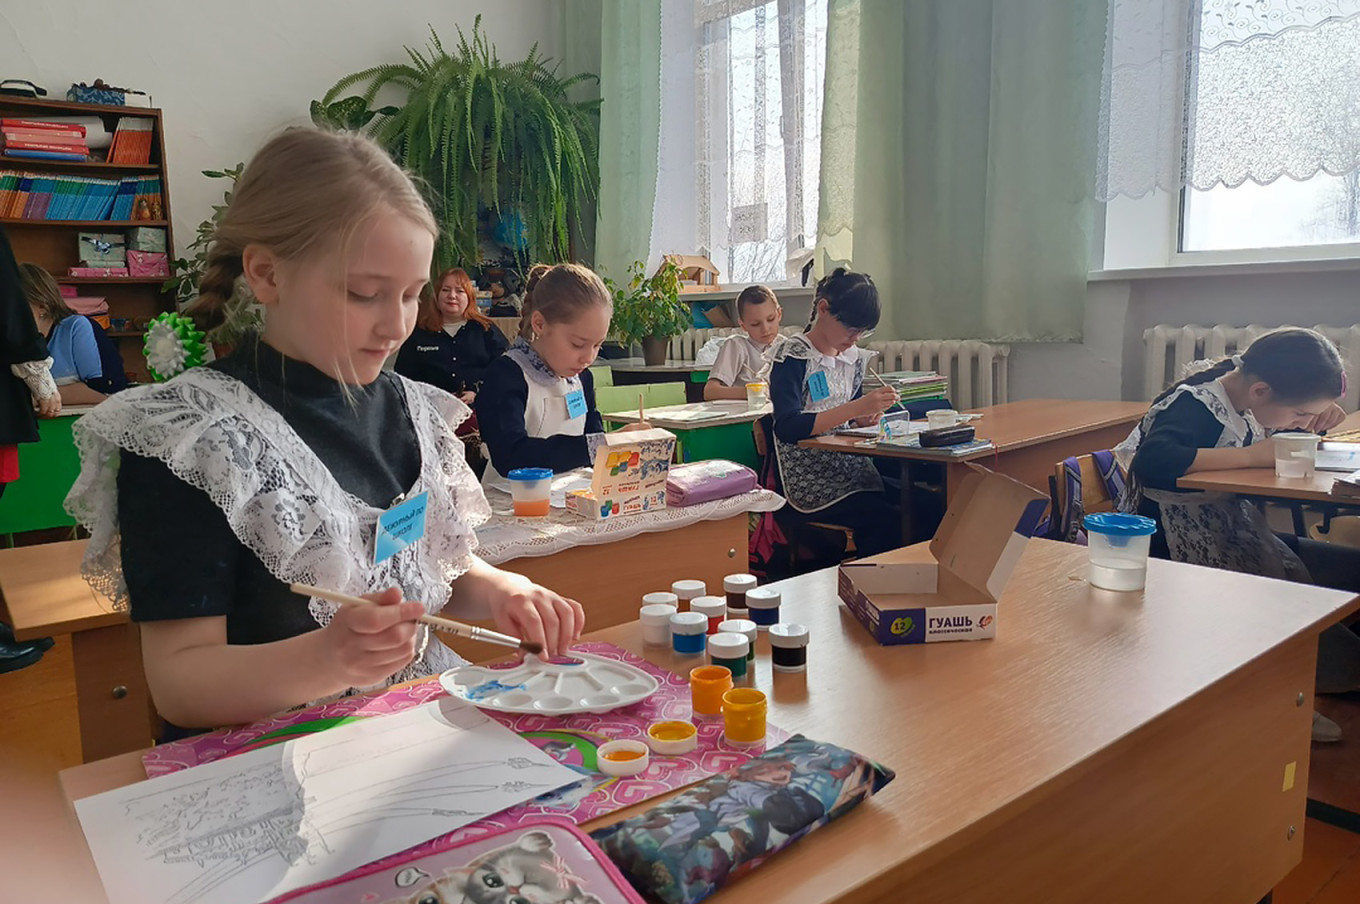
[[928, 464, 1048, 601]]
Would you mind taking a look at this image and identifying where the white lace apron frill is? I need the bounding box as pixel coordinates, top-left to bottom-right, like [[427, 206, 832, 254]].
[[768, 334, 882, 513], [63, 367, 493, 684]]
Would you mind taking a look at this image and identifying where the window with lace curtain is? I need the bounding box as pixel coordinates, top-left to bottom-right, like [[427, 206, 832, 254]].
[[1101, 0, 1360, 261], [692, 0, 827, 285]]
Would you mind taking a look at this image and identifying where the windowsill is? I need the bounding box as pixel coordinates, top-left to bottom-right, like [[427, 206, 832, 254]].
[[681, 286, 815, 303], [1090, 256, 1360, 282]]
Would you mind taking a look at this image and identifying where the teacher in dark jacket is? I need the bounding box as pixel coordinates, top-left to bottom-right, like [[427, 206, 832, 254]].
[[395, 267, 509, 404], [0, 225, 61, 671]]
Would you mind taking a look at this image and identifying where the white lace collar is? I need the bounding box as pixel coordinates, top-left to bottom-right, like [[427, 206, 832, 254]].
[[65, 367, 491, 685]]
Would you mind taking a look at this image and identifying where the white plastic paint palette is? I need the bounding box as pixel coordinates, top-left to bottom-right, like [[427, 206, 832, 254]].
[[439, 652, 660, 714]]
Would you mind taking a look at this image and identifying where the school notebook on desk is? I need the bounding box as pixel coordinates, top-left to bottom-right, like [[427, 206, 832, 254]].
[[1332, 469, 1360, 500], [1317, 442, 1360, 473], [859, 434, 995, 457]]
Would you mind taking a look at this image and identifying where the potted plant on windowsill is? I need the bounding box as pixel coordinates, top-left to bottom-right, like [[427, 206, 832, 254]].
[[606, 259, 688, 366]]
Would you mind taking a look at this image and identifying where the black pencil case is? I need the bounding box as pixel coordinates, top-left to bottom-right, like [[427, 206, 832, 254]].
[[919, 425, 975, 447]]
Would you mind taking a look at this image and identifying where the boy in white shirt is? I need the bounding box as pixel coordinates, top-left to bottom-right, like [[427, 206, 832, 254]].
[[703, 285, 782, 401]]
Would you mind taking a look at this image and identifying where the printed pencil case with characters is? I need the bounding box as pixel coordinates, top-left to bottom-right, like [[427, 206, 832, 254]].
[[267, 817, 647, 904], [590, 735, 895, 904]]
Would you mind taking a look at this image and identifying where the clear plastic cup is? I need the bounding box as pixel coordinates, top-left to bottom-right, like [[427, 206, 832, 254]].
[[745, 381, 770, 410], [927, 409, 959, 429], [1083, 513, 1157, 591], [507, 467, 553, 517], [1272, 432, 1319, 479]]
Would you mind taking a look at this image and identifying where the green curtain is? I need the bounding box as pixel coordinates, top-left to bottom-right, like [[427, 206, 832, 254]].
[[574, 0, 663, 278], [816, 0, 1105, 341]]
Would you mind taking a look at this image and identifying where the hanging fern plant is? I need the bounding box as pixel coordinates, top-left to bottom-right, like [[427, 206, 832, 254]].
[[317, 18, 600, 269]]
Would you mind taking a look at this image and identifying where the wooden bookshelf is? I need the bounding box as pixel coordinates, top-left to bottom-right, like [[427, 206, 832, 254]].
[[1, 96, 176, 383]]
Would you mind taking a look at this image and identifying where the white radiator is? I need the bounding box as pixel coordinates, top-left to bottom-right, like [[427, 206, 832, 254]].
[[1142, 324, 1360, 411], [667, 329, 1011, 409], [864, 340, 1011, 409]]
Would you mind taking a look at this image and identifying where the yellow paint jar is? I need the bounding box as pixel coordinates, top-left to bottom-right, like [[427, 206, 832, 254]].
[[722, 687, 767, 746], [690, 664, 733, 718]]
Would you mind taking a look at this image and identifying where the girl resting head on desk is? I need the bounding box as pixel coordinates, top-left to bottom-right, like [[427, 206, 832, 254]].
[[64, 128, 584, 734], [1116, 327, 1359, 740], [475, 262, 651, 485]]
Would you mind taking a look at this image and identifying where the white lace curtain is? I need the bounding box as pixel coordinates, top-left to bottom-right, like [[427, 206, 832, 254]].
[[691, 0, 826, 284], [1099, 0, 1360, 199]]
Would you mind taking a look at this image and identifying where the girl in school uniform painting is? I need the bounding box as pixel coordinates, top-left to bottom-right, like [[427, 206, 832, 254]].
[[767, 268, 901, 556], [477, 263, 646, 484], [1115, 327, 1360, 740], [64, 129, 583, 734]]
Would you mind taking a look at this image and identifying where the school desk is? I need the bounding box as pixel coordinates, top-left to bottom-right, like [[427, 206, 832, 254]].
[[1176, 411, 1360, 505], [36, 538, 1359, 903], [0, 404, 95, 535], [799, 398, 1148, 541], [0, 488, 779, 761], [609, 357, 711, 402], [604, 399, 770, 469]]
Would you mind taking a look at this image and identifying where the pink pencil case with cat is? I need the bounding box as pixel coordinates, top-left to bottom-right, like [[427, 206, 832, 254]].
[[666, 460, 758, 507], [265, 817, 646, 904]]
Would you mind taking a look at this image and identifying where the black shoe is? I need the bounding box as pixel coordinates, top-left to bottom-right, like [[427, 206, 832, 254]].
[[0, 640, 43, 674], [0, 622, 51, 652]]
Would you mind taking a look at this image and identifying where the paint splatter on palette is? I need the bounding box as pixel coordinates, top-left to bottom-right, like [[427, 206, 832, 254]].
[[142, 642, 788, 848]]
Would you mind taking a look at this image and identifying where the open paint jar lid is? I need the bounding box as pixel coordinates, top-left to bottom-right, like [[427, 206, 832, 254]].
[[597, 739, 651, 776], [646, 720, 699, 755]]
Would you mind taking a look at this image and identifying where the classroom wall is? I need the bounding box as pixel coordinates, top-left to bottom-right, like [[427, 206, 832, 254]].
[[1008, 269, 1360, 403], [0, 1, 558, 257]]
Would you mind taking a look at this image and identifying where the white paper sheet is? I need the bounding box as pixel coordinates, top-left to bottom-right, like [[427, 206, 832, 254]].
[[74, 698, 580, 904]]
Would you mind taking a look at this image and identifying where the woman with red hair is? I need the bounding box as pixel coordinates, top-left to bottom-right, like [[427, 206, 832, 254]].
[[396, 267, 509, 403]]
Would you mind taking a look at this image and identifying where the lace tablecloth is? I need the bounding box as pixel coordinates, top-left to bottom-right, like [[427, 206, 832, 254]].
[[474, 484, 783, 564]]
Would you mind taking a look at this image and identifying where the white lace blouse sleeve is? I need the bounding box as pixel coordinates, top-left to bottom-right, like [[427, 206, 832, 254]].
[[11, 357, 58, 401]]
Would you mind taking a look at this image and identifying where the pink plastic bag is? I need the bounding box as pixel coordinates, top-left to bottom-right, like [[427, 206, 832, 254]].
[[666, 460, 758, 506]]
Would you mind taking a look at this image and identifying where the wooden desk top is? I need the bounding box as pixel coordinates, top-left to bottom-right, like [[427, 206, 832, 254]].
[[0, 539, 118, 641], [800, 398, 1147, 461], [604, 400, 770, 429], [1177, 468, 1343, 503], [47, 539, 1359, 903]]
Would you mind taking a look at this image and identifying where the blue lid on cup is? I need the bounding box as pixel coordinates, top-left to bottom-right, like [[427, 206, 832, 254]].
[[507, 467, 554, 482], [1083, 512, 1156, 536]]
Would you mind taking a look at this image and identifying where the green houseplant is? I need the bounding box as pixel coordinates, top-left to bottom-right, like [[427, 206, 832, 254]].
[[163, 164, 262, 353], [605, 259, 688, 366], [316, 18, 600, 270]]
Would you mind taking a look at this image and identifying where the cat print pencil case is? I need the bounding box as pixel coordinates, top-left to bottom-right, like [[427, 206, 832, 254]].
[[267, 817, 647, 904]]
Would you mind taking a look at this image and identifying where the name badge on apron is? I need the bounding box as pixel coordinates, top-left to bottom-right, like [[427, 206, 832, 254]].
[[565, 389, 588, 419], [375, 491, 428, 564], [807, 370, 831, 403]]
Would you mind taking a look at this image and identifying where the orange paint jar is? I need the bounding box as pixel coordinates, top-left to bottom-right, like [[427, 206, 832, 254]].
[[689, 664, 733, 718]]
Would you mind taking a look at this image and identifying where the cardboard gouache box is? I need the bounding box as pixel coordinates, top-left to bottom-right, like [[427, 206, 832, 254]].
[[838, 464, 1048, 644], [566, 427, 677, 521]]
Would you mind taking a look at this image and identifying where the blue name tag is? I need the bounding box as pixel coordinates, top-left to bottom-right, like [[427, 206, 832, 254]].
[[565, 389, 588, 419], [375, 491, 428, 565], [807, 370, 831, 403]]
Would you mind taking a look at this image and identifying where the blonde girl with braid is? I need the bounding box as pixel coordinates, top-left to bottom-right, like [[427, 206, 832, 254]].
[[65, 129, 584, 736]]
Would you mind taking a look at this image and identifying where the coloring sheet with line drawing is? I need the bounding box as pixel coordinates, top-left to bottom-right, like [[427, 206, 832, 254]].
[[74, 698, 581, 904]]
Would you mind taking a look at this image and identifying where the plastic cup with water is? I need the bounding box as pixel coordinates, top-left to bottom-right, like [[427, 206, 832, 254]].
[[1083, 512, 1157, 591], [1272, 432, 1319, 479]]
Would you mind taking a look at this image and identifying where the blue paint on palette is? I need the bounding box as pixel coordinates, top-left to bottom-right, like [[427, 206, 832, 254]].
[[464, 679, 526, 701]]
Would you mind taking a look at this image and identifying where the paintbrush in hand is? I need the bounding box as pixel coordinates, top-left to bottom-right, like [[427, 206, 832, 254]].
[[291, 583, 545, 656]]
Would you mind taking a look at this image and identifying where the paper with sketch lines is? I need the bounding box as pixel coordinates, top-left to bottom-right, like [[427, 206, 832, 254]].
[[74, 698, 581, 904]]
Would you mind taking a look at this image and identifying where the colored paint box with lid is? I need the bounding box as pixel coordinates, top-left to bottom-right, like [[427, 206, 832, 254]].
[[745, 586, 781, 629], [670, 611, 708, 655], [706, 632, 749, 678], [691, 596, 727, 634], [769, 622, 809, 673], [718, 618, 757, 662]]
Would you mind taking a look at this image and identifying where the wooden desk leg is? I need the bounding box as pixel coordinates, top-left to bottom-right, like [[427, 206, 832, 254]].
[[72, 623, 154, 763]]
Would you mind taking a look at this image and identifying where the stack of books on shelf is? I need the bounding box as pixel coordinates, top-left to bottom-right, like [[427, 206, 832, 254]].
[[0, 171, 162, 221], [107, 117, 154, 164], [0, 117, 89, 161], [876, 370, 950, 404]]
